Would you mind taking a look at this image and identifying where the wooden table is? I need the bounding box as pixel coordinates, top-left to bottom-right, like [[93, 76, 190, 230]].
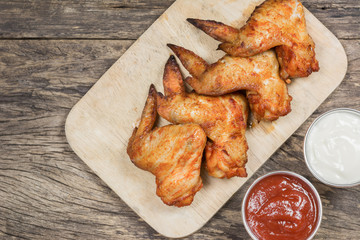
[[1, 1, 359, 239]]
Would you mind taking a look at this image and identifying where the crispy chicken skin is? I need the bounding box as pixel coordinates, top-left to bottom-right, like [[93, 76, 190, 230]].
[[168, 44, 292, 121], [187, 0, 319, 79], [127, 85, 206, 207], [157, 56, 249, 178]]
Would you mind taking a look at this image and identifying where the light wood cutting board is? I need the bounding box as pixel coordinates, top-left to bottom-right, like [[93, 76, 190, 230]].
[[65, 0, 347, 238]]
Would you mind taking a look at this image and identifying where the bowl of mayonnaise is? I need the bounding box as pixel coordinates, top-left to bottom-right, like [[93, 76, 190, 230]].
[[304, 108, 360, 187]]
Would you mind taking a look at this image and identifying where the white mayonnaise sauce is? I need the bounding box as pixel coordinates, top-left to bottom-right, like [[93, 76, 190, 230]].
[[305, 109, 360, 185]]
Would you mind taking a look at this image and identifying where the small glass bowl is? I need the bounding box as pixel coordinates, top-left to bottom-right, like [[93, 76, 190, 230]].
[[241, 171, 322, 240], [303, 108, 360, 188]]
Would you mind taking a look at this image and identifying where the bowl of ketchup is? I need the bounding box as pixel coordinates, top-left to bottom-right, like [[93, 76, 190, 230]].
[[242, 171, 322, 240]]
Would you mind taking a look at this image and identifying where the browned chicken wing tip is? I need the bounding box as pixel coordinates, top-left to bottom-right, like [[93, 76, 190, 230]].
[[188, 0, 319, 79]]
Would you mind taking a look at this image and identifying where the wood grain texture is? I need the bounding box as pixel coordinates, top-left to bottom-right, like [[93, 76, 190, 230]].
[[0, 0, 359, 239], [0, 0, 171, 39]]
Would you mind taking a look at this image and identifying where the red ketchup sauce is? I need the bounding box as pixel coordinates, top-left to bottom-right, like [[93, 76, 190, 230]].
[[245, 174, 319, 240]]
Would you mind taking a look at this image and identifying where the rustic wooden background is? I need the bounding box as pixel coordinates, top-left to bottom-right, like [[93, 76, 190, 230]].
[[0, 0, 359, 239]]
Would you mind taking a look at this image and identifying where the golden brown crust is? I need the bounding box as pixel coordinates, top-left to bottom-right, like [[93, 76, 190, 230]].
[[187, 0, 319, 79], [127, 85, 207, 207], [157, 56, 249, 179], [168, 44, 292, 121]]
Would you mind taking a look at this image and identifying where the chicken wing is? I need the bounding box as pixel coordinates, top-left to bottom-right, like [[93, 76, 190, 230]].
[[157, 56, 249, 179], [187, 0, 319, 79], [168, 44, 292, 121], [127, 85, 206, 207]]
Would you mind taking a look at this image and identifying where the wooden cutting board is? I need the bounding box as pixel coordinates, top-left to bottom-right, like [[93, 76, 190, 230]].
[[65, 0, 347, 238]]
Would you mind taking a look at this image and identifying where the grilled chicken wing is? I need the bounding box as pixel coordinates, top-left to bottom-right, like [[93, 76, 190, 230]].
[[168, 44, 292, 121], [157, 56, 249, 178], [187, 0, 319, 79], [127, 85, 206, 207]]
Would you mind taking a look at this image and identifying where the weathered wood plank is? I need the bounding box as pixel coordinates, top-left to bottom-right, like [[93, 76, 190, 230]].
[[0, 0, 172, 40], [0, 40, 132, 113], [1, 37, 359, 239], [302, 4, 360, 40], [0, 0, 358, 40], [0, 40, 139, 240]]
